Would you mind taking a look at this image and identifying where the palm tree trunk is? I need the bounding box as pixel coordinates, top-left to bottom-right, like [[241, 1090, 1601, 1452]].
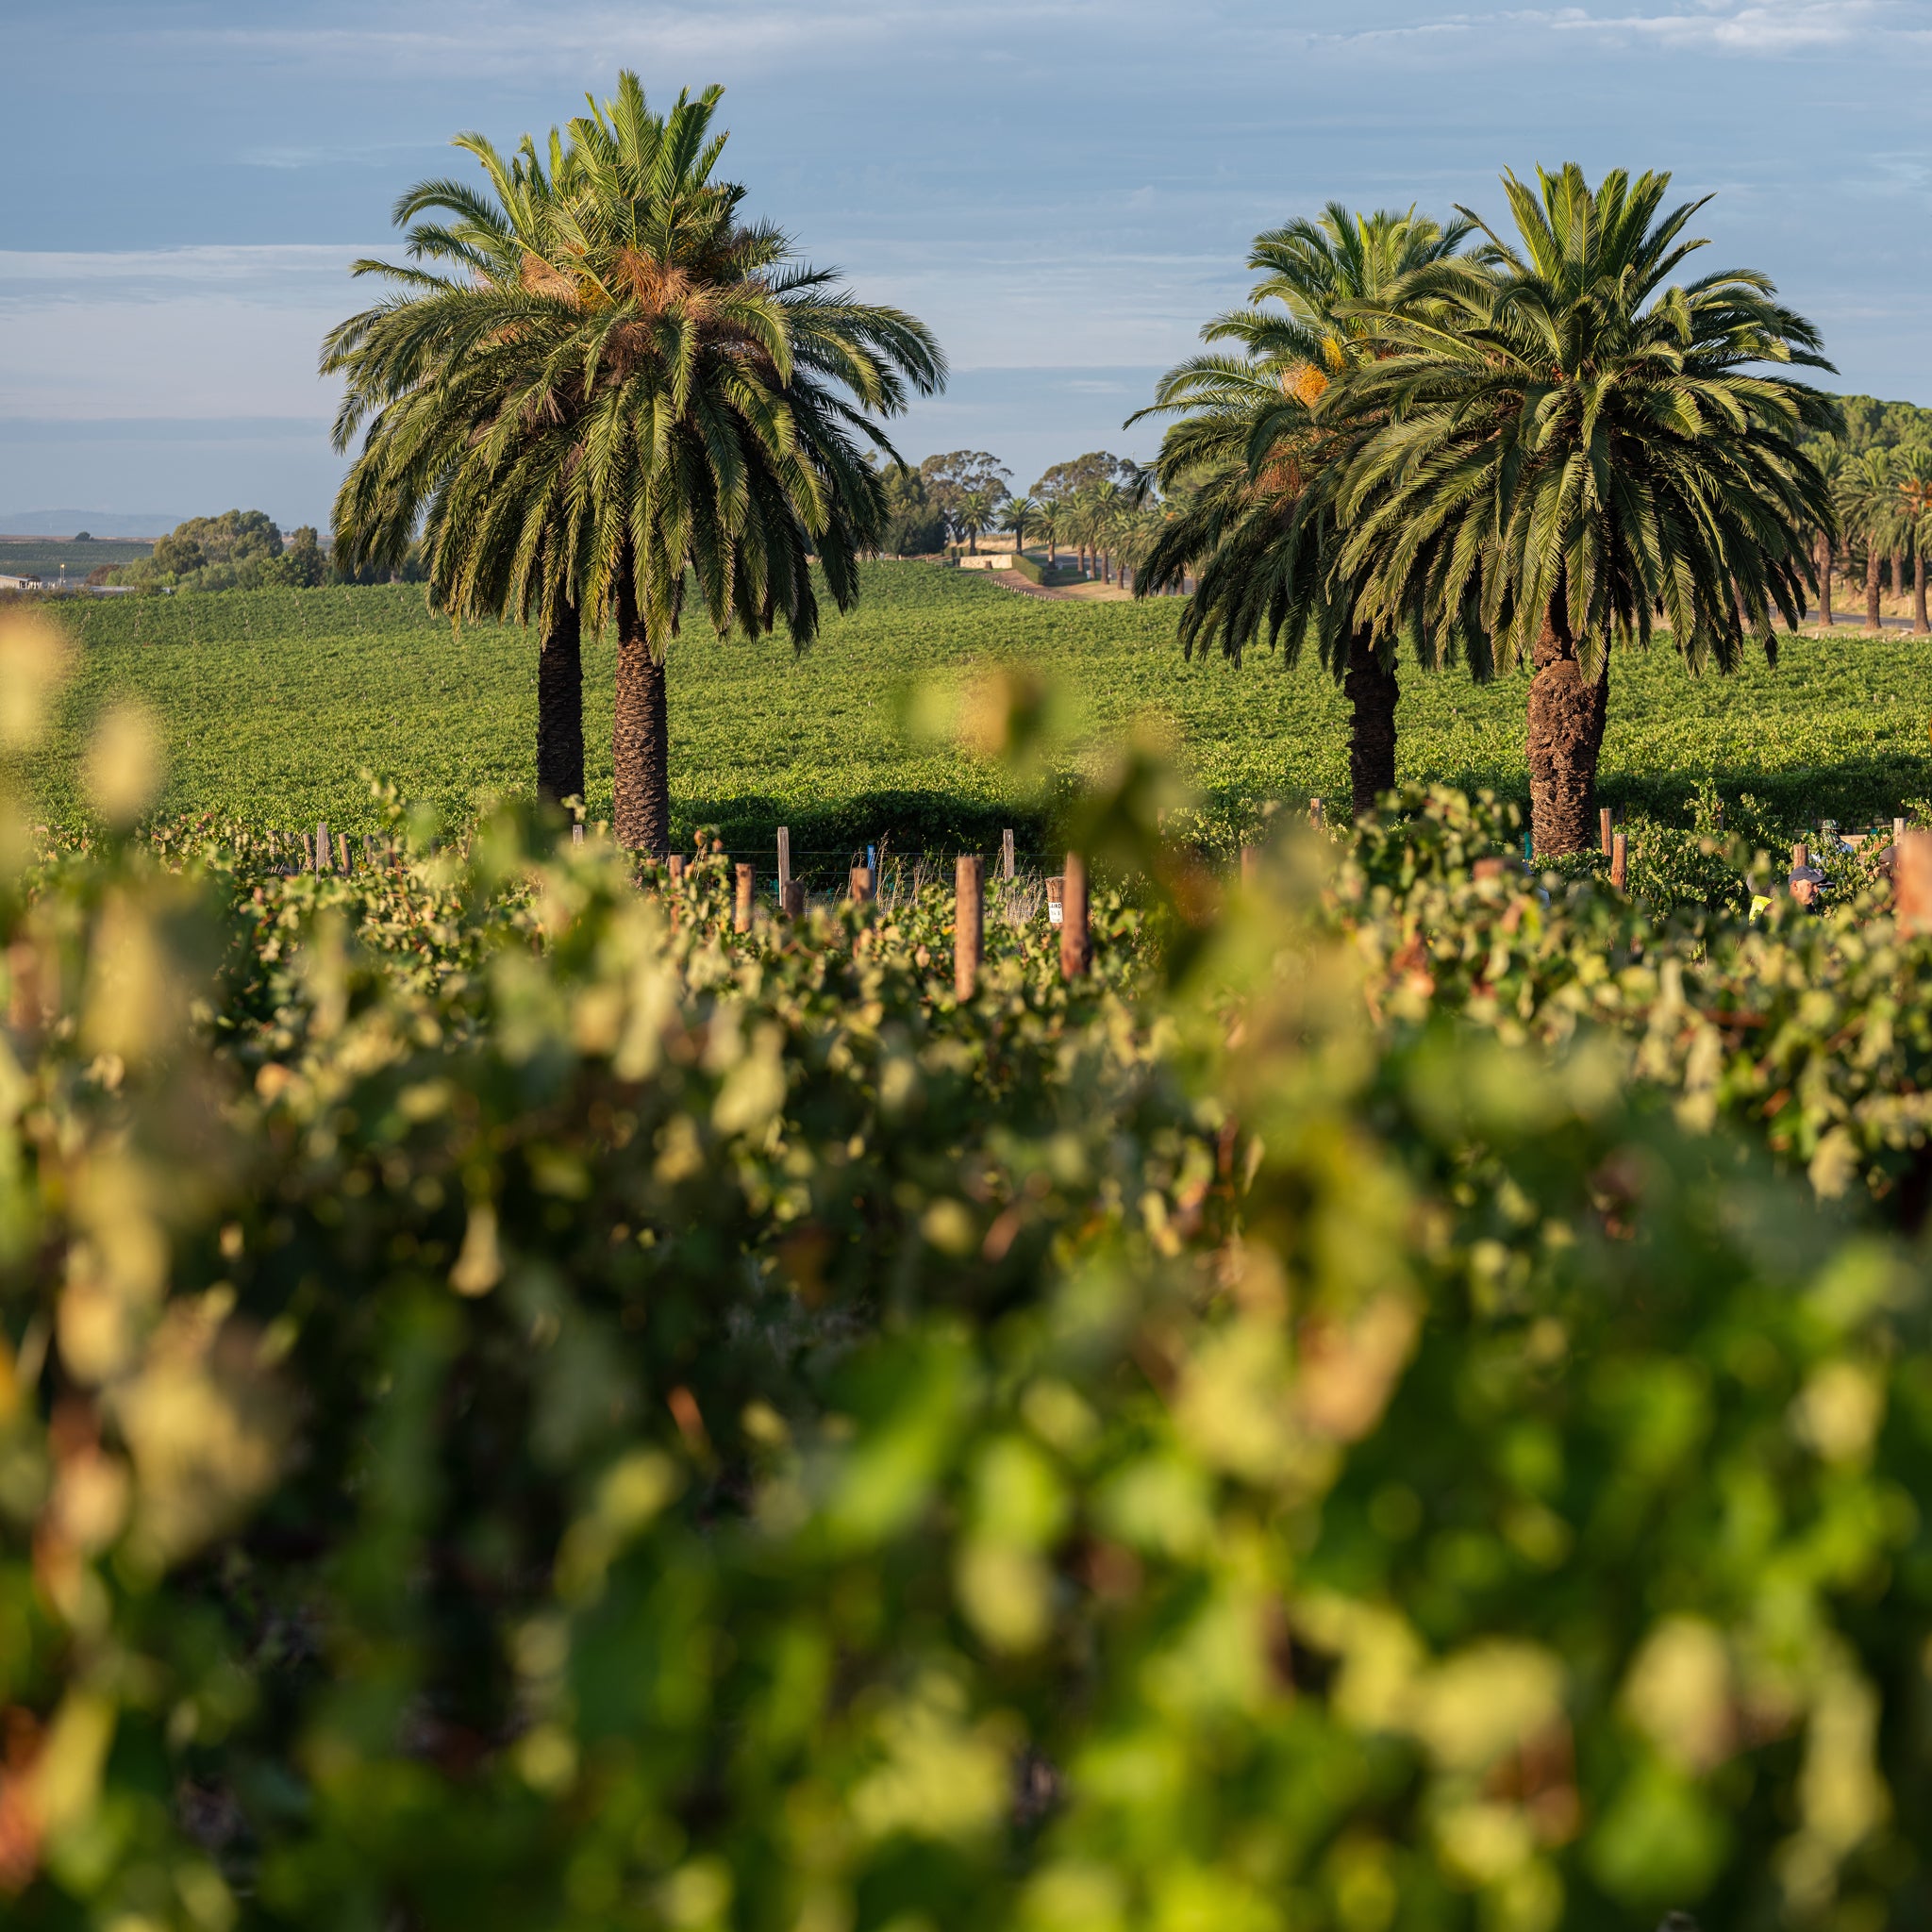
[[613, 566, 671, 858], [1893, 551, 1907, 600], [1343, 634, 1398, 820], [1866, 548, 1884, 631], [536, 600, 584, 808], [1818, 536, 1834, 627], [1917, 547, 1928, 635], [1526, 617, 1607, 856]]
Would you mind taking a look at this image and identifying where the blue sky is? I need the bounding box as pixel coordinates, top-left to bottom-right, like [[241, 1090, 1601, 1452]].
[[4, 0, 1930, 532]]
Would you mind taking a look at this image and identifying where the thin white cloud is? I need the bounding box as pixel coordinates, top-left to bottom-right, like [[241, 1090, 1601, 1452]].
[[145, 1, 1124, 81], [0, 249, 364, 418], [1549, 0, 1879, 50], [1312, 0, 1895, 53]]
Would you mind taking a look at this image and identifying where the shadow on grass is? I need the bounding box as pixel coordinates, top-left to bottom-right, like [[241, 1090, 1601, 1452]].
[[685, 752, 1932, 877]]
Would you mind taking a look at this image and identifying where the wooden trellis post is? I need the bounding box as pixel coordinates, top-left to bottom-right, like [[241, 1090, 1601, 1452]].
[[955, 855, 983, 1000], [776, 826, 791, 901], [1001, 828, 1016, 880], [1059, 852, 1089, 979], [734, 864, 755, 934], [1610, 831, 1628, 891]]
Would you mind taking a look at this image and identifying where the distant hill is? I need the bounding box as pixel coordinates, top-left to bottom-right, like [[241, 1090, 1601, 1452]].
[[0, 510, 190, 539]]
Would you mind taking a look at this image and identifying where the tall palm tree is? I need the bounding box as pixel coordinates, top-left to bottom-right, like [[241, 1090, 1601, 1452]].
[[1131, 203, 1474, 819], [1089, 478, 1122, 582], [958, 486, 1000, 556], [328, 75, 944, 856], [1808, 437, 1845, 629], [327, 126, 593, 808], [999, 493, 1039, 557], [1334, 165, 1837, 854], [1836, 449, 1898, 634], [1896, 443, 1932, 635], [1035, 494, 1064, 568]]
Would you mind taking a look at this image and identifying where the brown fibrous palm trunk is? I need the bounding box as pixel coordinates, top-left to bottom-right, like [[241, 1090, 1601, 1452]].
[[536, 600, 584, 809], [613, 565, 671, 858], [1915, 547, 1928, 635], [1343, 634, 1398, 821], [1526, 617, 1609, 856], [1892, 551, 1907, 599], [1866, 548, 1884, 631], [1816, 535, 1834, 628]]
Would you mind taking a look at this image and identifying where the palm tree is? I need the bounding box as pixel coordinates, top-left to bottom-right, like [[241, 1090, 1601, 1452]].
[[1897, 444, 1932, 635], [1131, 202, 1474, 818], [1035, 494, 1064, 568], [999, 493, 1039, 557], [1335, 165, 1836, 854], [958, 486, 1000, 556], [327, 126, 594, 808], [1836, 449, 1898, 634], [328, 75, 944, 856], [1807, 438, 1846, 629], [1089, 479, 1122, 582]]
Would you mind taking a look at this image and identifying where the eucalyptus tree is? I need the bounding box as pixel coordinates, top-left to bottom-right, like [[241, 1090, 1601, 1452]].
[[1334, 164, 1836, 853], [327, 74, 944, 854], [1132, 202, 1474, 818]]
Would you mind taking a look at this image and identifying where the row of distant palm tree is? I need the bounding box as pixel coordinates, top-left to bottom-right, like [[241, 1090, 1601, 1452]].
[[1000, 478, 1165, 588], [325, 75, 942, 854], [1820, 441, 1932, 634], [1133, 169, 1837, 851]]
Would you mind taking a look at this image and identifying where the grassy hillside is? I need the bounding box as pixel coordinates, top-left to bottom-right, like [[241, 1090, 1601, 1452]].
[[32, 564, 1932, 860]]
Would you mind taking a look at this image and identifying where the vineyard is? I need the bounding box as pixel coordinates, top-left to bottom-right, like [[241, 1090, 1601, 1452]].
[[33, 568, 1932, 860], [7, 604, 1932, 1928]]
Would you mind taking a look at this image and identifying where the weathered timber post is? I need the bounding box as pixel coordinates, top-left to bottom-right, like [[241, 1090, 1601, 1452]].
[[781, 880, 806, 920], [776, 826, 791, 902], [955, 855, 984, 1000], [1600, 807, 1613, 856], [848, 866, 874, 905], [734, 863, 755, 934], [1001, 828, 1016, 880], [1610, 831, 1628, 891], [1897, 830, 1932, 929], [1059, 852, 1090, 979]]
